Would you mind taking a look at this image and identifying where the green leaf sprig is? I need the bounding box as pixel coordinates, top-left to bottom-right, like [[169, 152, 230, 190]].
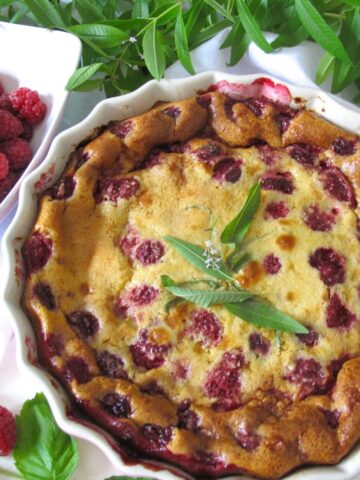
[[162, 183, 308, 334], [3, 0, 360, 102]]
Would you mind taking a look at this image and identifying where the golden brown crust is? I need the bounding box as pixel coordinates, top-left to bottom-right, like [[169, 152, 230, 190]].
[[21, 84, 360, 479]]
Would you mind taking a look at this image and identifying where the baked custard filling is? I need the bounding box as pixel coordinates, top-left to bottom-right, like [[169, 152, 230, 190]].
[[22, 79, 360, 479]]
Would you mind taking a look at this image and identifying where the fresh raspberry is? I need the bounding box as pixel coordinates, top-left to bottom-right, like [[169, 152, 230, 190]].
[[0, 138, 32, 170], [0, 152, 9, 180], [9, 87, 47, 125], [0, 171, 19, 201], [0, 109, 23, 140], [0, 406, 16, 456], [0, 94, 16, 114], [0, 82, 3, 95], [19, 119, 33, 141]]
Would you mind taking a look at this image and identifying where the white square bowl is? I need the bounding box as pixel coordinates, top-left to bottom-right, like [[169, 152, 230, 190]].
[[0, 20, 82, 221], [2, 72, 360, 480]]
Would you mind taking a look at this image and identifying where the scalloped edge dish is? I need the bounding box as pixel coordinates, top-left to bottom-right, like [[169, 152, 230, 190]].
[[2, 72, 360, 480]]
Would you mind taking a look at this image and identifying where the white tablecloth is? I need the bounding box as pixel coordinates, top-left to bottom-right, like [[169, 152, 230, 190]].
[[1, 29, 360, 480]]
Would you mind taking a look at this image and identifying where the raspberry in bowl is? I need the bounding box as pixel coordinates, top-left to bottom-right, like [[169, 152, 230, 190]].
[[3, 73, 360, 480], [0, 21, 81, 222]]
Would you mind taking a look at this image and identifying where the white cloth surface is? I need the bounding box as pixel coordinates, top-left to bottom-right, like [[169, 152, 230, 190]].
[[1, 29, 360, 479]]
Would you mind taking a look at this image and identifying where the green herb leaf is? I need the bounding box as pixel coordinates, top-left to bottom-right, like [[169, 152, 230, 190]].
[[164, 236, 234, 282], [175, 12, 195, 75], [74, 0, 106, 22], [14, 393, 78, 480], [236, 0, 273, 53], [221, 183, 261, 244], [132, 0, 149, 18], [294, 0, 353, 65], [204, 0, 235, 22], [65, 63, 103, 91], [316, 51, 335, 84], [164, 285, 253, 308], [225, 299, 309, 333], [161, 274, 177, 287], [23, 0, 66, 27], [226, 251, 251, 272], [68, 24, 128, 48], [142, 22, 166, 81]]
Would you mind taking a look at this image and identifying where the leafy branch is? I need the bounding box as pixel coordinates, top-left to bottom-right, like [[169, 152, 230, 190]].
[[1, 0, 360, 101]]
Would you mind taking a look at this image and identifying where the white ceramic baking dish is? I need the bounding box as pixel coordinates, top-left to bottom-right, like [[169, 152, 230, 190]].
[[2, 72, 360, 480]]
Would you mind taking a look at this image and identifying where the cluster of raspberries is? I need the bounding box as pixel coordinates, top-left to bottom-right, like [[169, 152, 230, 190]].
[[0, 80, 46, 202]]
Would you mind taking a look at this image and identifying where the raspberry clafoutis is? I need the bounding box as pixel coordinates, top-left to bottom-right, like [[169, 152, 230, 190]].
[[21, 78, 360, 479]]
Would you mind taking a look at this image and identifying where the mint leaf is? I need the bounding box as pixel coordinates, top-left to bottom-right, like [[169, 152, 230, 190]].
[[221, 183, 261, 244], [225, 299, 308, 334], [142, 21, 166, 81], [175, 11, 195, 75], [164, 285, 253, 308], [236, 0, 273, 53], [68, 24, 128, 49], [65, 63, 103, 91], [295, 0, 353, 65], [14, 393, 78, 480], [164, 236, 234, 282]]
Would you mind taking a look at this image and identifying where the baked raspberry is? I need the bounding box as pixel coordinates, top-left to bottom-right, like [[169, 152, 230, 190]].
[[141, 424, 173, 450], [141, 148, 164, 168], [326, 294, 356, 329], [129, 284, 159, 306], [113, 296, 129, 319], [140, 381, 165, 395], [135, 240, 165, 265], [319, 408, 340, 428], [23, 231, 53, 274], [332, 137, 356, 156], [296, 327, 319, 347], [48, 176, 76, 200], [161, 106, 181, 118], [224, 97, 237, 121], [178, 401, 200, 431], [303, 204, 337, 232], [44, 333, 63, 357], [275, 112, 295, 134], [0, 137, 32, 170], [171, 361, 190, 380], [95, 176, 140, 203], [64, 357, 92, 384], [97, 350, 128, 379], [264, 201, 289, 219], [119, 227, 140, 258], [67, 310, 100, 339], [213, 158, 242, 183], [236, 429, 261, 451], [285, 358, 327, 399], [261, 171, 294, 194], [130, 329, 171, 370], [0, 152, 9, 180], [320, 166, 356, 207], [186, 309, 223, 347], [263, 254, 281, 274], [204, 350, 244, 407], [0, 406, 16, 456], [242, 96, 269, 116], [196, 94, 212, 108], [309, 248, 345, 286], [0, 109, 23, 140], [195, 143, 223, 163], [287, 143, 322, 166], [191, 450, 225, 471], [248, 332, 270, 355], [110, 119, 134, 138], [101, 393, 132, 418], [33, 283, 56, 310], [257, 144, 279, 165], [9, 87, 46, 124]]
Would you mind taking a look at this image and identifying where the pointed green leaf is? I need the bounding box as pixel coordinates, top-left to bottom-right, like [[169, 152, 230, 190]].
[[316, 51, 335, 84], [74, 0, 106, 22], [164, 236, 234, 282], [161, 274, 177, 287], [65, 63, 103, 91], [225, 299, 308, 333], [236, 0, 273, 53], [294, 0, 353, 65], [204, 0, 235, 22], [164, 285, 253, 307], [68, 24, 128, 48], [142, 22, 166, 81], [226, 251, 251, 272], [132, 0, 150, 18], [221, 183, 261, 244], [23, 0, 66, 27], [175, 12, 195, 74]]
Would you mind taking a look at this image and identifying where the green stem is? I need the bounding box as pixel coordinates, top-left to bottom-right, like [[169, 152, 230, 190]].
[[0, 468, 22, 479], [323, 12, 346, 19]]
